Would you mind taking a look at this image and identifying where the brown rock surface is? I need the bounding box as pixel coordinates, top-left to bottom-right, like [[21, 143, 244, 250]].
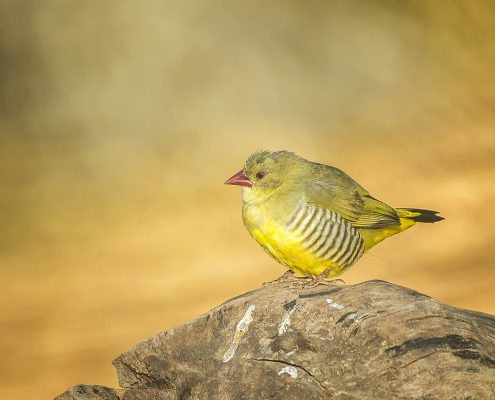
[[55, 280, 495, 399]]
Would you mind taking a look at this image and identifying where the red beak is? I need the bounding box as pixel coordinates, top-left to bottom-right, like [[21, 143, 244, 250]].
[[225, 169, 252, 188]]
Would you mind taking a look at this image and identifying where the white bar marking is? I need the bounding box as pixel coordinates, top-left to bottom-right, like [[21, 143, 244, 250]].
[[222, 304, 256, 362]]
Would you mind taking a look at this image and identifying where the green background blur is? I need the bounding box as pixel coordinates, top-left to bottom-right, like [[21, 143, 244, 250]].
[[1, 1, 494, 398]]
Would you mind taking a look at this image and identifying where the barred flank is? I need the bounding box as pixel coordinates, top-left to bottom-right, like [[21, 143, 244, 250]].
[[287, 204, 365, 268]]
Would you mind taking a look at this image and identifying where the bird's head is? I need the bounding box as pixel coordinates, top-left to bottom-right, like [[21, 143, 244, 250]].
[[225, 150, 304, 204]]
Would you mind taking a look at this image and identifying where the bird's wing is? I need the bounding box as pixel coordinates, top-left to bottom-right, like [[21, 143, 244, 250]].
[[304, 167, 400, 229], [353, 194, 400, 228]]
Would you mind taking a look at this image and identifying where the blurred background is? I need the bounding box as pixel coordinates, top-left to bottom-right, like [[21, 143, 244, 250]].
[[1, 1, 494, 398]]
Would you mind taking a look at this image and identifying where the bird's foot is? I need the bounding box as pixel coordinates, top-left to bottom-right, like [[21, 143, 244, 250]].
[[305, 277, 346, 288], [262, 270, 309, 287], [263, 269, 345, 288], [296, 269, 346, 288]]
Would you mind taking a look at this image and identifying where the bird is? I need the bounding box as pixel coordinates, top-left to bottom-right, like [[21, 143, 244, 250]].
[[225, 150, 444, 285]]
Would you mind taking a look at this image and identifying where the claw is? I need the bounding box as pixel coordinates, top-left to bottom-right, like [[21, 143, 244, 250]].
[[300, 269, 346, 288], [262, 270, 310, 287], [304, 277, 346, 288], [263, 269, 346, 288]]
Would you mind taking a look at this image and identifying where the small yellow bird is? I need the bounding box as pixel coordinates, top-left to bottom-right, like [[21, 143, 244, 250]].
[[225, 150, 444, 285]]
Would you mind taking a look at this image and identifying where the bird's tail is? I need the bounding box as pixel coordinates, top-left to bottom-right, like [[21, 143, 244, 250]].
[[360, 208, 443, 251], [396, 208, 445, 223]]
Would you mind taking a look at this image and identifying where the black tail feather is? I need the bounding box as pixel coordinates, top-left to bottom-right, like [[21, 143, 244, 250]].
[[398, 208, 445, 223]]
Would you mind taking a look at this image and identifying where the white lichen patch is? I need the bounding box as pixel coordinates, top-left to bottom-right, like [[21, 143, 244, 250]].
[[222, 304, 256, 362], [278, 304, 297, 335], [326, 298, 344, 310], [346, 312, 363, 323], [278, 366, 298, 378]]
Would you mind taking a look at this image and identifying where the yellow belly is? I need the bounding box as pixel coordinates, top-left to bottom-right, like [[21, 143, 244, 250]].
[[247, 219, 343, 278]]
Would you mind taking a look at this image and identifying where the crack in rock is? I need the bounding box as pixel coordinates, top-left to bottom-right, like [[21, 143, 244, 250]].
[[250, 357, 325, 390]]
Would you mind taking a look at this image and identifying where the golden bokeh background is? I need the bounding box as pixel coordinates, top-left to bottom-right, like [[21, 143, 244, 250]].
[[1, 1, 494, 398]]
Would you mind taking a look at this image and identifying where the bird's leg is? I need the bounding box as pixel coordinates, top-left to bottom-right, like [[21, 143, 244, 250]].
[[262, 270, 302, 286], [303, 269, 346, 288]]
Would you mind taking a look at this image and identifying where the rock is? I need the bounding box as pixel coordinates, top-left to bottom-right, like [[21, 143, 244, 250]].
[[55, 280, 495, 400], [54, 385, 121, 400]]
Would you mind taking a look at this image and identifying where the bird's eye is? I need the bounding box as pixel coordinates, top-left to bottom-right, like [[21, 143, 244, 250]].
[[256, 171, 266, 180]]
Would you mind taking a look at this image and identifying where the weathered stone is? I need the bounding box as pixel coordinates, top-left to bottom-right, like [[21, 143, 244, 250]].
[[54, 384, 121, 400], [56, 280, 495, 399]]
